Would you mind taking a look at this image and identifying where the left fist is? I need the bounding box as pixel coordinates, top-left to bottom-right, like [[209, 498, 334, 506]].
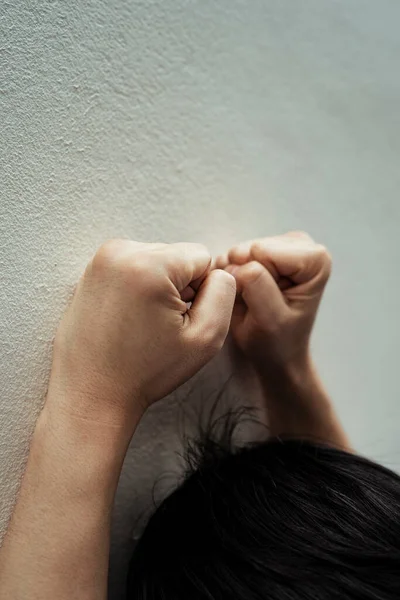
[[47, 240, 236, 424]]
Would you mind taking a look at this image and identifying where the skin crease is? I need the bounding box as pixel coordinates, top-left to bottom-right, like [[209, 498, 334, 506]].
[[0, 232, 349, 600]]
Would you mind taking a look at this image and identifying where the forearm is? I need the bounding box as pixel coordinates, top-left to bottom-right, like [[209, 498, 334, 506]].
[[0, 401, 138, 600], [258, 353, 350, 451]]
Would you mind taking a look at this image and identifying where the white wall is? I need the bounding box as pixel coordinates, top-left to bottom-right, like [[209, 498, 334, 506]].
[[1, 1, 400, 598]]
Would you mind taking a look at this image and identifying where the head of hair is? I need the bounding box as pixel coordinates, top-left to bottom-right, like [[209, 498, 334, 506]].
[[127, 412, 400, 599]]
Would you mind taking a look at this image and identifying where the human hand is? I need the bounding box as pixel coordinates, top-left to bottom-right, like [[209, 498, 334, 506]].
[[214, 232, 332, 373], [47, 240, 236, 429]]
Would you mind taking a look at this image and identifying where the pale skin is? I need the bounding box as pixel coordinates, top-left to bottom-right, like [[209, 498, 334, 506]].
[[0, 232, 349, 600]]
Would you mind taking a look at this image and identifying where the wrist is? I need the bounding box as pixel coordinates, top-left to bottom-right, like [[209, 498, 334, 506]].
[[47, 342, 147, 432], [35, 397, 139, 496], [255, 350, 350, 449], [256, 350, 324, 426], [45, 361, 146, 439], [255, 348, 314, 388]]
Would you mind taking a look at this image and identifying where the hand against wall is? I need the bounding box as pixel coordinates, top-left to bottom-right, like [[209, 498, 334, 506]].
[[215, 231, 332, 374], [47, 240, 236, 429]]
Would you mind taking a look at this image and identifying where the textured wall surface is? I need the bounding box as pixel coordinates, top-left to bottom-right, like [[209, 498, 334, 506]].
[[1, 1, 400, 598]]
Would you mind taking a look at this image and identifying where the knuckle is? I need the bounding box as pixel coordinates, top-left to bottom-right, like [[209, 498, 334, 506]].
[[91, 240, 157, 288], [315, 244, 333, 278], [316, 243, 332, 264], [193, 242, 212, 266], [251, 239, 265, 253], [91, 239, 128, 272], [124, 256, 159, 291], [192, 242, 210, 256], [287, 230, 313, 240], [176, 241, 210, 259], [242, 261, 265, 284], [223, 272, 238, 295]]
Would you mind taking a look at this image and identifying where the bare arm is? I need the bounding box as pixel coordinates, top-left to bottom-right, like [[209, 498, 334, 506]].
[[0, 404, 138, 600], [216, 231, 350, 452], [0, 239, 235, 600], [258, 353, 350, 449]]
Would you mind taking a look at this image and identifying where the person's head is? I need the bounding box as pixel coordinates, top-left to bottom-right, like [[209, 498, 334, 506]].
[[127, 432, 400, 599]]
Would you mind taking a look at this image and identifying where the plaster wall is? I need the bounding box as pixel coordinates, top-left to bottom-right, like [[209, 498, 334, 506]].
[[1, 2, 400, 598]]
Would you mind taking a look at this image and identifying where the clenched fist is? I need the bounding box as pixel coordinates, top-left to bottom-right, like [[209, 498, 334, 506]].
[[215, 231, 332, 373], [47, 240, 236, 427]]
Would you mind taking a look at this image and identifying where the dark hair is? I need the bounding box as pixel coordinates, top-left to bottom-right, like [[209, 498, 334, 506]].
[[127, 421, 400, 599]]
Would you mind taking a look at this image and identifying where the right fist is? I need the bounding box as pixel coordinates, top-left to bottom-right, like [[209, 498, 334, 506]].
[[48, 240, 236, 426], [215, 232, 332, 372]]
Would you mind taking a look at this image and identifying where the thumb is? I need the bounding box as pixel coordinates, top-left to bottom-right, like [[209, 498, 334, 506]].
[[186, 269, 236, 354], [226, 261, 288, 325]]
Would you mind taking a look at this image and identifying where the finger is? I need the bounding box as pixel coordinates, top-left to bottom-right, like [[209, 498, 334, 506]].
[[227, 235, 295, 266], [227, 240, 255, 265], [227, 239, 282, 284], [186, 269, 236, 352], [153, 243, 212, 292], [225, 263, 292, 292], [250, 237, 332, 288], [212, 253, 230, 270], [284, 230, 314, 241], [226, 231, 314, 265], [180, 285, 196, 302], [226, 261, 288, 323]]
